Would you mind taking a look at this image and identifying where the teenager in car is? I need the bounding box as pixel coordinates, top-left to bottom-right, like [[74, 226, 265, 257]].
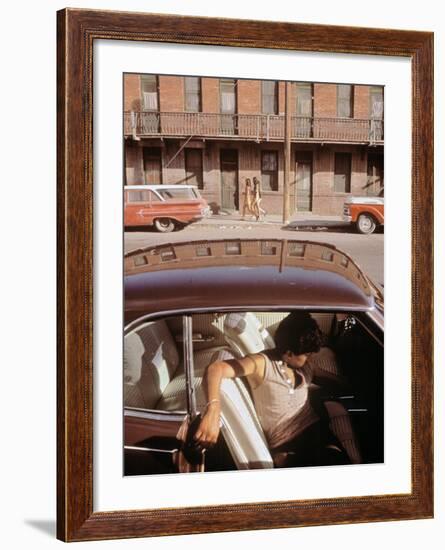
[[194, 311, 350, 467]]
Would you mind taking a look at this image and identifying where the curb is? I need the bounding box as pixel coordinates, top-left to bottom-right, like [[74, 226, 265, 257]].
[[193, 217, 347, 231]]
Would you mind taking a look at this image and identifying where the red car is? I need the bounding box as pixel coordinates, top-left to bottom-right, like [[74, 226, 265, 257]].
[[124, 184, 211, 232], [343, 188, 384, 234]]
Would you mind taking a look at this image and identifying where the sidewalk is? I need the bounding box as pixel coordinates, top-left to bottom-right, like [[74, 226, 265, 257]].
[[197, 211, 348, 230]]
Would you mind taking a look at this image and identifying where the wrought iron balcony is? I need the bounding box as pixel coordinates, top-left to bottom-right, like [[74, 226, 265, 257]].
[[124, 111, 384, 144]]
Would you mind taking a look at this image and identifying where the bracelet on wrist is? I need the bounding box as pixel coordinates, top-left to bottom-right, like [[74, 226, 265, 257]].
[[205, 399, 220, 410]]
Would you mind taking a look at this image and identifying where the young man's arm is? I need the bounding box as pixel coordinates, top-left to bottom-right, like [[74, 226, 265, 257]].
[[193, 354, 265, 447]]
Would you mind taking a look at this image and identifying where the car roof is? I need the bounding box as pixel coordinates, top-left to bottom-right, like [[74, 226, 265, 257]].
[[124, 239, 381, 325], [124, 185, 198, 190]]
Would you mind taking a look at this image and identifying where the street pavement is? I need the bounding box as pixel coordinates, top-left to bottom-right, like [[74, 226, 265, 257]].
[[124, 214, 384, 287]]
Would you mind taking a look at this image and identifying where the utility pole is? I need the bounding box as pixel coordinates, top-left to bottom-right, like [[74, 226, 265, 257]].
[[283, 81, 291, 224]]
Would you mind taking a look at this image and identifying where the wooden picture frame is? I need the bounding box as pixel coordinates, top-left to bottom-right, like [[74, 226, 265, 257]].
[[57, 8, 433, 542]]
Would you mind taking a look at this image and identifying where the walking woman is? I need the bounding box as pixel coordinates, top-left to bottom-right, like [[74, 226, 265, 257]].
[[252, 176, 266, 221], [241, 178, 255, 219]]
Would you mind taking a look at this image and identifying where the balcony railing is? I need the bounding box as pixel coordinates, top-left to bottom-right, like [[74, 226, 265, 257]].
[[124, 111, 384, 143]]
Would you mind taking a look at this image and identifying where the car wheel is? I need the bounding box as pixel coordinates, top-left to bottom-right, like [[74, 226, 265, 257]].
[[154, 218, 175, 233], [356, 214, 376, 234]]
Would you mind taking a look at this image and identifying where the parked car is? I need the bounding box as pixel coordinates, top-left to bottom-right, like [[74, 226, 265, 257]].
[[123, 238, 384, 475], [124, 184, 211, 233], [343, 188, 384, 234]]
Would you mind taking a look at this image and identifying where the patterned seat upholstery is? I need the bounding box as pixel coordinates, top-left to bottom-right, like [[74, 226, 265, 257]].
[[124, 319, 180, 409], [224, 312, 275, 357], [308, 346, 343, 384]]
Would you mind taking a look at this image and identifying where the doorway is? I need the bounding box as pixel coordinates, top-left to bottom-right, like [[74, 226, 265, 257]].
[[295, 151, 313, 212], [220, 149, 239, 211], [143, 147, 162, 184], [366, 153, 384, 195]]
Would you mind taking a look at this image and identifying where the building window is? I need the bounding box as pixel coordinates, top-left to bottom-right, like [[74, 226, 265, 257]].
[[337, 84, 353, 118], [261, 241, 278, 256], [185, 149, 203, 189], [185, 77, 201, 112], [296, 83, 313, 116], [295, 83, 313, 138], [334, 152, 351, 193], [141, 75, 158, 111], [370, 86, 384, 119], [261, 151, 278, 191], [262, 81, 278, 115], [225, 242, 241, 255], [195, 246, 211, 257], [220, 79, 237, 113], [369, 86, 384, 141], [220, 79, 237, 135], [143, 147, 162, 184], [288, 243, 306, 257]]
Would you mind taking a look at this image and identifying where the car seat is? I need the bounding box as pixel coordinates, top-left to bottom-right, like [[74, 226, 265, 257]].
[[124, 319, 180, 409], [224, 312, 275, 357]]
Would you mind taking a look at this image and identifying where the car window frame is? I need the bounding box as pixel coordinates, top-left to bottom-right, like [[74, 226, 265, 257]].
[[157, 188, 198, 201], [123, 313, 196, 417]]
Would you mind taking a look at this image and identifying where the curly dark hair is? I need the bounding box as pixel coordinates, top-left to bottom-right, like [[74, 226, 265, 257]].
[[273, 311, 323, 357]]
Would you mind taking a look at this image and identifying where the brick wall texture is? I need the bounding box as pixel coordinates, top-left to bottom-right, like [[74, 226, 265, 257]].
[[124, 75, 383, 216]]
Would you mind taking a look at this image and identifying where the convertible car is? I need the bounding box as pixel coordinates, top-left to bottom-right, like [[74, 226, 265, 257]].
[[124, 238, 384, 475]]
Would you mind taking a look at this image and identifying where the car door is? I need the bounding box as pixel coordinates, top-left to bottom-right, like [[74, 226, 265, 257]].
[[124, 314, 202, 475], [124, 189, 164, 227], [124, 408, 190, 475]]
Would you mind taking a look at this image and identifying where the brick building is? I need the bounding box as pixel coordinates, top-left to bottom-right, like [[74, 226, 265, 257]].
[[124, 74, 384, 216]]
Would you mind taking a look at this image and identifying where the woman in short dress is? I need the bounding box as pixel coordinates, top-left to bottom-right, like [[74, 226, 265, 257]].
[[252, 176, 266, 221], [241, 178, 255, 218]]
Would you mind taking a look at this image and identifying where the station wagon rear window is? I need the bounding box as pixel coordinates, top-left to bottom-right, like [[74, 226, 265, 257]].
[[157, 188, 199, 200], [127, 190, 161, 202]]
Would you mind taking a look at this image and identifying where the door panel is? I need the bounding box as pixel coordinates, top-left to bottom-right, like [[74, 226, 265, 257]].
[[220, 150, 239, 211], [124, 189, 161, 226], [124, 408, 188, 475], [143, 147, 162, 184], [366, 153, 384, 196], [296, 161, 312, 212]]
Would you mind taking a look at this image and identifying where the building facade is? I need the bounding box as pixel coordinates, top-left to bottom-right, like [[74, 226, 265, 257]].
[[124, 74, 384, 216]]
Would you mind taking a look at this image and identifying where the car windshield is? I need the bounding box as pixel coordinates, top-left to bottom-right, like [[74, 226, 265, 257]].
[[157, 188, 199, 200]]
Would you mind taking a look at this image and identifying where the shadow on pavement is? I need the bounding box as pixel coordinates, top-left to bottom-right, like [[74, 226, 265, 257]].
[[283, 222, 352, 234], [283, 222, 384, 235]]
